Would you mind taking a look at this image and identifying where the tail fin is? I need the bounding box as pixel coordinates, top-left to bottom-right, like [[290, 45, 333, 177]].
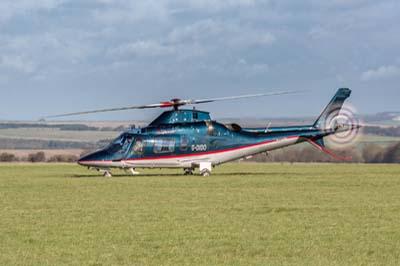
[[313, 88, 352, 129]]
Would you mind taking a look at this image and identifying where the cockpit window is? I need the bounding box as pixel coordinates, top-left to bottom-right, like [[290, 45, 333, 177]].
[[131, 139, 144, 155], [106, 134, 133, 154]]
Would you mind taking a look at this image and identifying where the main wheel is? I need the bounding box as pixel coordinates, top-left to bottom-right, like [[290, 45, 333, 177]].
[[184, 168, 194, 175], [201, 169, 211, 177]]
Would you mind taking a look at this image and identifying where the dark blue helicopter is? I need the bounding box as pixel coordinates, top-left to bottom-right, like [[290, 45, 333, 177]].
[[47, 88, 359, 176]]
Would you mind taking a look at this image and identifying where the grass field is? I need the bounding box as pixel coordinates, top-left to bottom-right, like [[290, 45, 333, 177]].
[[1, 163, 400, 266]]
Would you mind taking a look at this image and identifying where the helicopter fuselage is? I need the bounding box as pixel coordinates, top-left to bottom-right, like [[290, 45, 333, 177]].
[[77, 88, 358, 176], [78, 115, 333, 171]]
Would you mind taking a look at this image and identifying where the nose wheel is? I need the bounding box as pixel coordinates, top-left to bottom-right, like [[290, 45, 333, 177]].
[[102, 170, 112, 177]]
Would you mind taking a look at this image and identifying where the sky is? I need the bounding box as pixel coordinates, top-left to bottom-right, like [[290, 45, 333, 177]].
[[0, 0, 399, 121]]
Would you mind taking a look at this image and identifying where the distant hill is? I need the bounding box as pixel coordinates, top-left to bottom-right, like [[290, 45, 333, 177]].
[[363, 112, 400, 125]]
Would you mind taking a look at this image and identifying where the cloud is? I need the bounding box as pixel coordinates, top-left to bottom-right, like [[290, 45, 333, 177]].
[[198, 59, 269, 77], [106, 19, 276, 64], [330, 0, 374, 7], [244, 32, 276, 47], [167, 19, 276, 48], [175, 0, 258, 12], [0, 55, 36, 74], [361, 65, 400, 81], [168, 20, 224, 43], [91, 0, 169, 24], [0, 0, 64, 22], [307, 0, 376, 9], [0, 32, 95, 80], [234, 60, 269, 76], [108, 40, 175, 58], [309, 26, 333, 40], [255, 33, 276, 44]]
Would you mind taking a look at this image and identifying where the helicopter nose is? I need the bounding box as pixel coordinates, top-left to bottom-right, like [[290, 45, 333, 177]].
[[77, 158, 86, 166], [77, 155, 90, 166], [78, 150, 105, 166]]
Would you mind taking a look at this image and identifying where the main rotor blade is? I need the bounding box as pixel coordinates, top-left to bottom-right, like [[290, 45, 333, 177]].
[[185, 90, 304, 105], [43, 103, 167, 119], [43, 90, 304, 119]]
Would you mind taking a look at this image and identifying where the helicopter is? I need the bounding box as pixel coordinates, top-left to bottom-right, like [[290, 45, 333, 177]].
[[46, 88, 360, 177]]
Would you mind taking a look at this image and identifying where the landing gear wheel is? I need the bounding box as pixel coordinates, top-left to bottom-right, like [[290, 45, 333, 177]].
[[127, 168, 140, 175], [103, 171, 112, 177], [199, 162, 212, 177], [201, 169, 211, 177], [184, 168, 194, 175]]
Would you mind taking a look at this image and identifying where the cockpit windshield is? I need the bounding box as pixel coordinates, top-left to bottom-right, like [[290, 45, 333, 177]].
[[106, 134, 134, 155]]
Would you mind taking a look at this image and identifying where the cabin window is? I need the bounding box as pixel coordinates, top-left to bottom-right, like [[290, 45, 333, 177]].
[[154, 138, 175, 153], [180, 137, 188, 151]]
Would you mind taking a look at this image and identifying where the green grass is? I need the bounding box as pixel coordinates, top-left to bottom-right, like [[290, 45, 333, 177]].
[[1, 163, 400, 266]]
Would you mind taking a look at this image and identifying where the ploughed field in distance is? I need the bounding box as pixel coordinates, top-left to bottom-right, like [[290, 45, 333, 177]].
[[1, 163, 399, 266]]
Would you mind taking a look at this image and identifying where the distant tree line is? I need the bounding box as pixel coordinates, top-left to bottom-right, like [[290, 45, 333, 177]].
[[0, 152, 78, 163], [363, 126, 400, 137], [361, 143, 400, 163], [247, 142, 400, 164]]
